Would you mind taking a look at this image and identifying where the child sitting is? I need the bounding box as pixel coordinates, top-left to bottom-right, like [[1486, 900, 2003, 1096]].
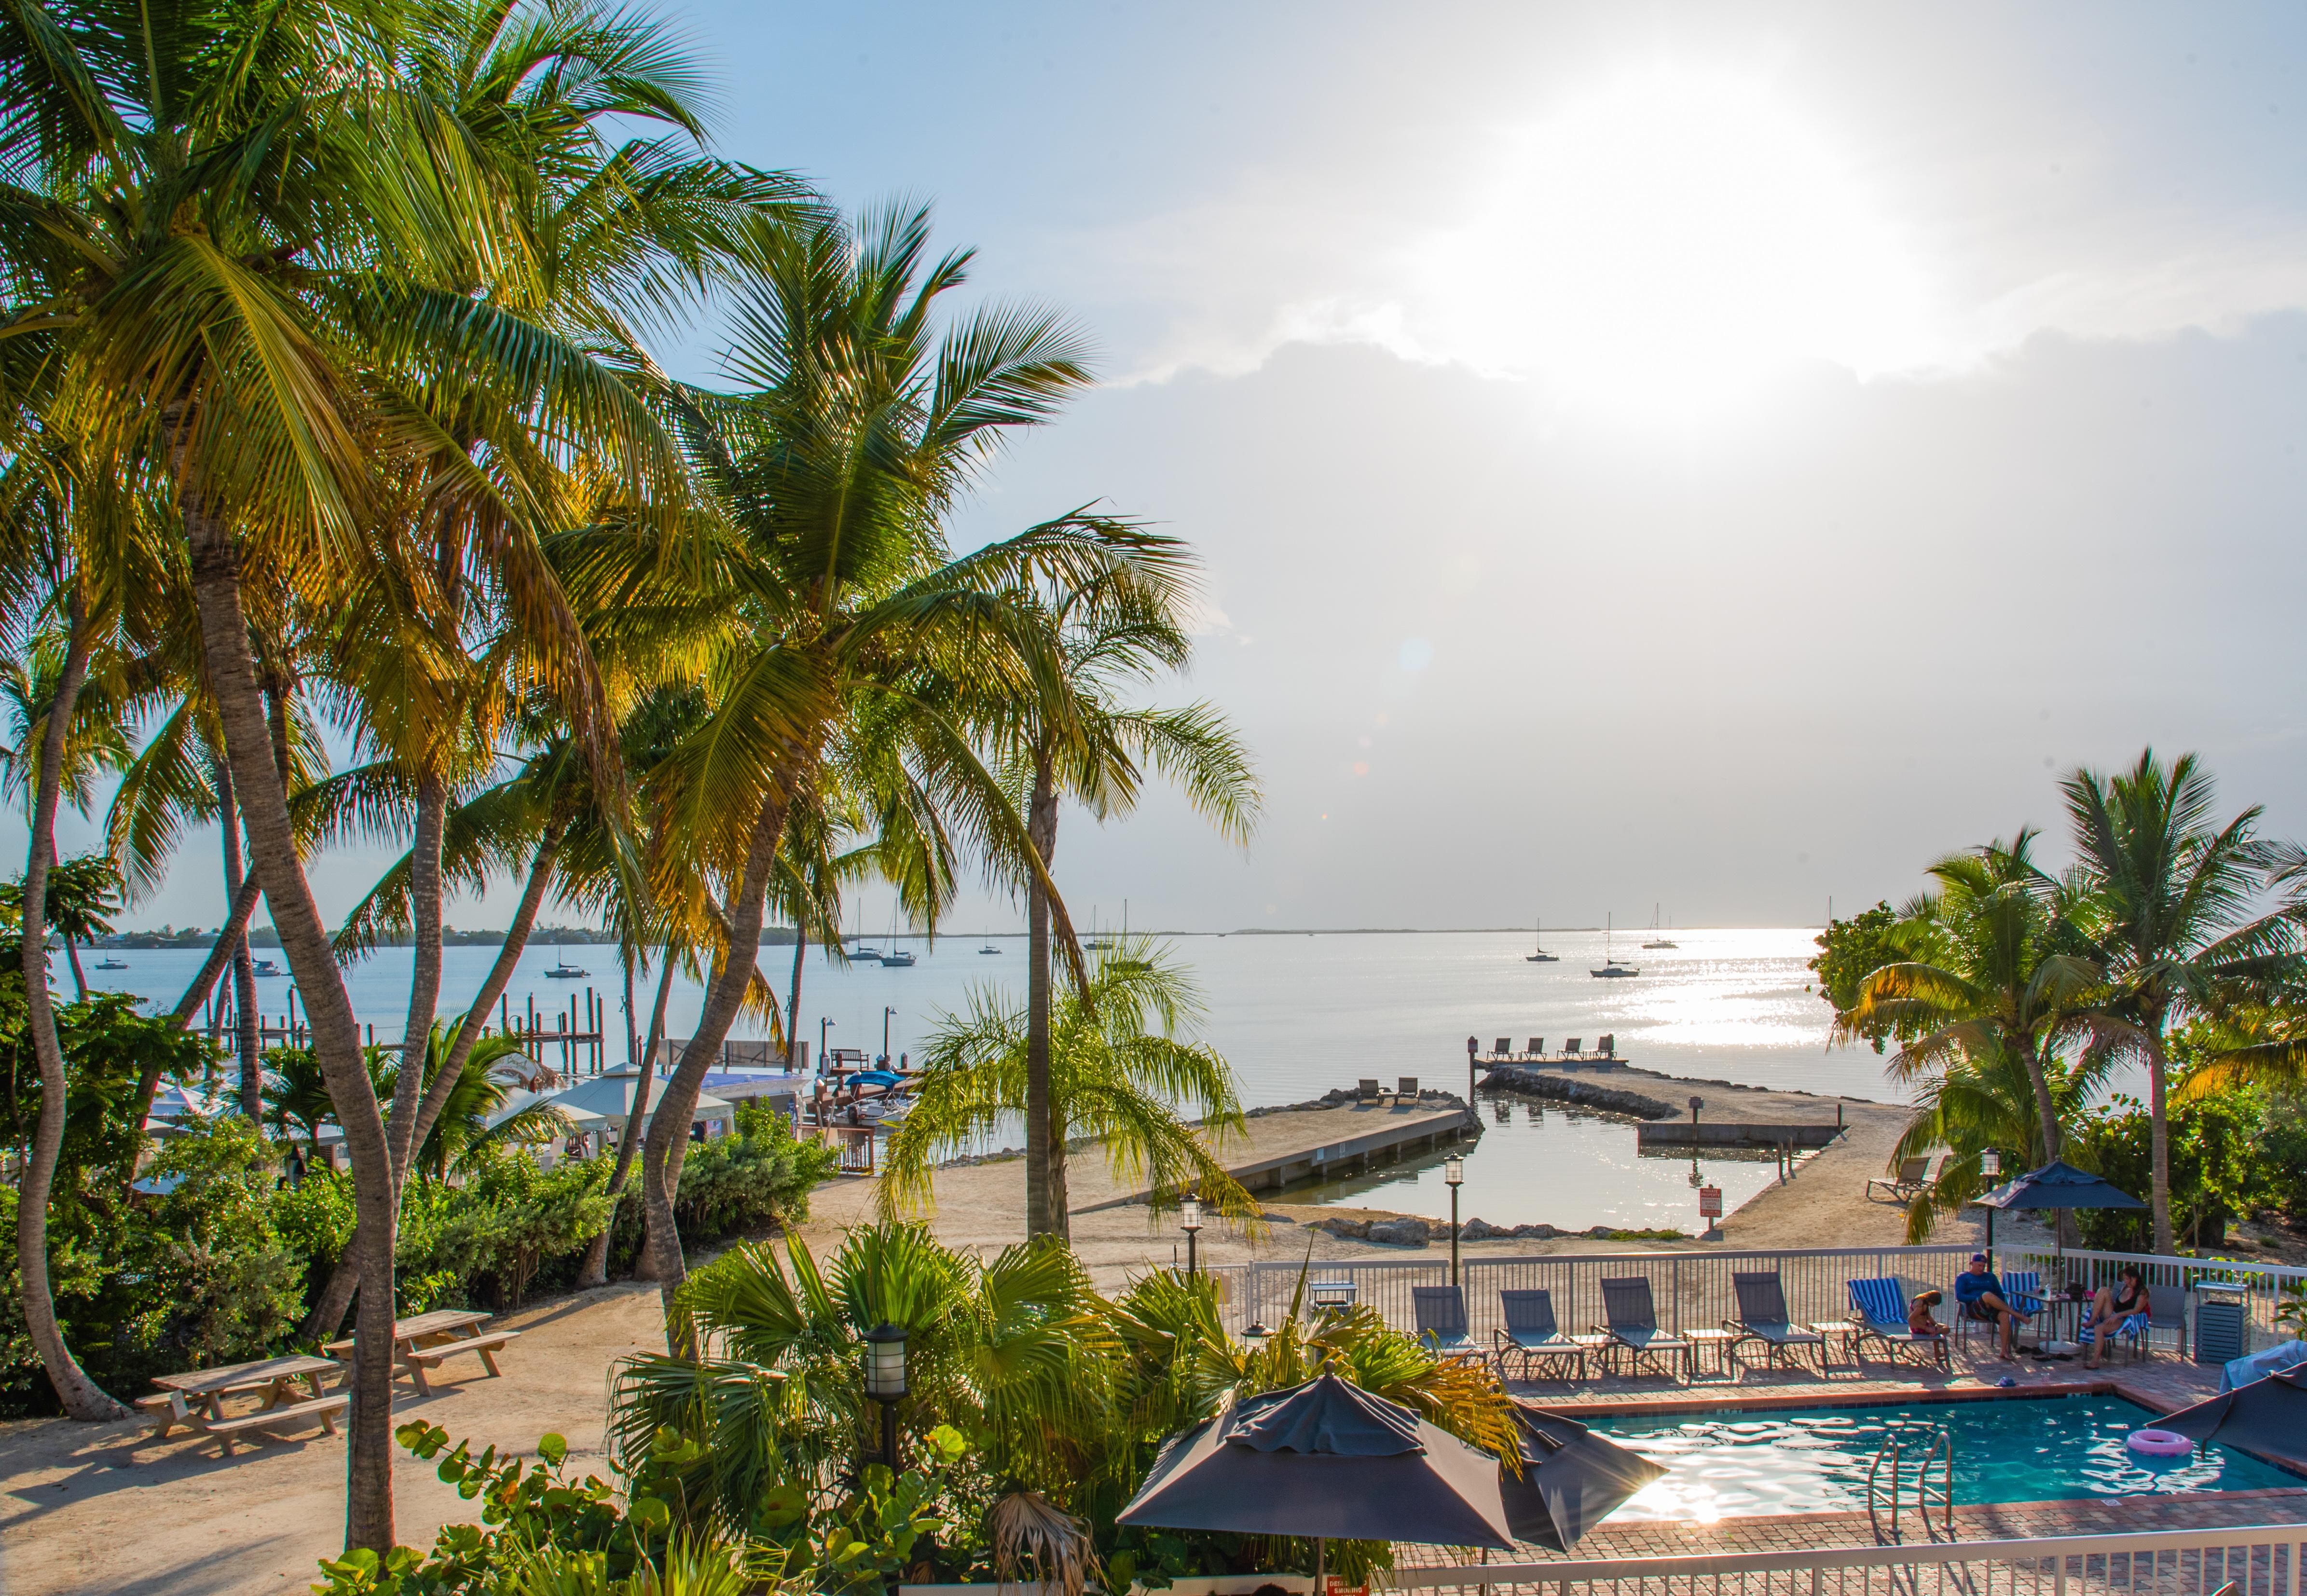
[[1908, 1289, 1948, 1340]]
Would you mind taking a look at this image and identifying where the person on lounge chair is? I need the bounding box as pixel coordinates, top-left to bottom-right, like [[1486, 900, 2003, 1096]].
[[2082, 1265, 2147, 1370], [1907, 1289, 1947, 1342], [1955, 1254, 2031, 1359]]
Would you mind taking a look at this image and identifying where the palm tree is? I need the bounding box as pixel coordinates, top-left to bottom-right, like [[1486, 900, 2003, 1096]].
[[262, 1046, 335, 1161], [374, 1022, 571, 1183], [880, 939, 1259, 1230], [0, 627, 131, 830], [555, 200, 1164, 1328], [1885, 1031, 2114, 1242], [976, 560, 1258, 1238], [2062, 750, 2299, 1253], [0, 852, 122, 1000], [1833, 830, 2110, 1170]]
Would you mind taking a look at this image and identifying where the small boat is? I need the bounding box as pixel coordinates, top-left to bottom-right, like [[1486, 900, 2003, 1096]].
[[96, 956, 129, 970], [979, 941, 1001, 954], [1524, 916, 1558, 963], [1590, 913, 1640, 979], [880, 948, 917, 967], [251, 958, 285, 977], [546, 957, 589, 979], [1641, 904, 1677, 950]]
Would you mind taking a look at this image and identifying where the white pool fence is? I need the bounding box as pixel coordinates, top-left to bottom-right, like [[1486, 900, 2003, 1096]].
[[1386, 1522, 2300, 1596]]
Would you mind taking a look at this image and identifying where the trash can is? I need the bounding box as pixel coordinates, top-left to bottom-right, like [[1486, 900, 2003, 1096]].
[[2194, 1283, 2249, 1366]]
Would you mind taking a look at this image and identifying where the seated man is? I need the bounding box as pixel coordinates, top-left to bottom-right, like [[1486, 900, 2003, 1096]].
[[1954, 1253, 2032, 1360]]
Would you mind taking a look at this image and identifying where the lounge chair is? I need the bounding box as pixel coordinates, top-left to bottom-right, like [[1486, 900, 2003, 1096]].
[[1724, 1271, 1827, 1374], [1358, 1079, 1380, 1101], [1492, 1037, 1513, 1060], [1494, 1288, 1587, 1382], [1396, 1076, 1419, 1099], [1866, 1158, 1931, 1202], [1595, 1033, 1615, 1059], [2118, 1284, 2186, 1360], [1412, 1286, 1483, 1364], [1525, 1038, 1544, 1060], [1846, 1278, 1949, 1369], [1596, 1277, 1691, 1380], [1562, 1038, 1583, 1062]]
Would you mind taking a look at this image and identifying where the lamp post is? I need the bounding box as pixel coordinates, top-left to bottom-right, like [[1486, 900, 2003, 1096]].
[[882, 1006, 896, 1066], [1241, 1321, 1268, 1355], [1981, 1149, 2002, 1266], [820, 1016, 835, 1074], [1466, 1035, 1478, 1104], [1181, 1192, 1203, 1279], [1444, 1154, 1465, 1286], [862, 1322, 909, 1468]]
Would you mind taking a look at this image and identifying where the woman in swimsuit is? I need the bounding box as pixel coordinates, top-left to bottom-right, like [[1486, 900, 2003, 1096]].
[[2083, 1265, 2147, 1368]]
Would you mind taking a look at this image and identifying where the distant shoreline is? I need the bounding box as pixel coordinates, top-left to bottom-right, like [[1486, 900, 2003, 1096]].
[[96, 923, 1824, 945]]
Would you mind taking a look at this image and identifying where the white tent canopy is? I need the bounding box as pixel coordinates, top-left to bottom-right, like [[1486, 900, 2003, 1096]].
[[545, 1068, 734, 1138]]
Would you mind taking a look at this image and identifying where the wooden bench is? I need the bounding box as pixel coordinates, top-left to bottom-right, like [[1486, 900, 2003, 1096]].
[[405, 1331, 518, 1382], [328, 1309, 519, 1397]]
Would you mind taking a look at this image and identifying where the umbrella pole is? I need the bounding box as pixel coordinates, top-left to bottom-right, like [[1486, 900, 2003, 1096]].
[[1315, 1537, 1323, 1596]]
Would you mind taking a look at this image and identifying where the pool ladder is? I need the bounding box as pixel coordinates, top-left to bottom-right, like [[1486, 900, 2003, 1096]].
[[1867, 1426, 1955, 1547]]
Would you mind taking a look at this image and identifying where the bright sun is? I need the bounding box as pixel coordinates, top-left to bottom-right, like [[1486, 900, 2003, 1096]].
[[1429, 69, 1934, 423]]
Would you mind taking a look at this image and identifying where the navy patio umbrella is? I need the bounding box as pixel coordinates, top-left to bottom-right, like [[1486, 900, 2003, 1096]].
[[2151, 1366, 2307, 1464], [1976, 1159, 2145, 1266], [1499, 1404, 1664, 1552], [1119, 1373, 1515, 1583]]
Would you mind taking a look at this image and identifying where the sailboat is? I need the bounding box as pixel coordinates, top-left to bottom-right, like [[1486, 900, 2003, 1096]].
[[878, 901, 917, 966], [1084, 903, 1114, 951], [979, 930, 1001, 954], [96, 954, 129, 970], [1641, 904, 1678, 950], [1591, 913, 1641, 979], [1524, 917, 1559, 963]]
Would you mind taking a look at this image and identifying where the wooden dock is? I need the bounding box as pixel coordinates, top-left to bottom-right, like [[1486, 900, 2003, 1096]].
[[1077, 1097, 1478, 1212]]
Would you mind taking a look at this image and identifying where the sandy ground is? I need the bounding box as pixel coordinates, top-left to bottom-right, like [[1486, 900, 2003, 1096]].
[[4, 1077, 2000, 1594]]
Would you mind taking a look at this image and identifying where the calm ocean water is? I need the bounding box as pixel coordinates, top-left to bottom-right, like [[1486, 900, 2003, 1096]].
[[82, 926, 1907, 1234]]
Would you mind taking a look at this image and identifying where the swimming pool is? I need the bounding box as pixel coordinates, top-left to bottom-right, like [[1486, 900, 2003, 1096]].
[[1590, 1395, 2304, 1522]]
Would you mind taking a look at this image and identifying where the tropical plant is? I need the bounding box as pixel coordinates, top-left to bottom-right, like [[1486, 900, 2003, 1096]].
[[978, 555, 1259, 1238], [1833, 831, 2111, 1170], [553, 198, 1166, 1331], [880, 939, 1259, 1227], [2062, 750, 2302, 1252], [0, 852, 123, 1000]]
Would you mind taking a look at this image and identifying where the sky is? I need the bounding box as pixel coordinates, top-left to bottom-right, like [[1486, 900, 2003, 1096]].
[[57, 2, 2307, 935]]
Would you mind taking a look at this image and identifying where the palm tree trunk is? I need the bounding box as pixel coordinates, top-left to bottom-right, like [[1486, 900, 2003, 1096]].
[[215, 758, 262, 1120], [407, 823, 562, 1161], [641, 795, 787, 1342], [580, 949, 675, 1289], [2023, 1040, 2060, 1167], [385, 774, 448, 1184], [187, 503, 400, 1554], [787, 927, 807, 1071], [2147, 1027, 2174, 1254], [15, 581, 126, 1422], [1025, 762, 1059, 1239], [61, 938, 85, 1001]]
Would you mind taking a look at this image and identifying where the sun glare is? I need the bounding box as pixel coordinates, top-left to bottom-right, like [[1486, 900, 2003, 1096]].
[[1429, 69, 1934, 423]]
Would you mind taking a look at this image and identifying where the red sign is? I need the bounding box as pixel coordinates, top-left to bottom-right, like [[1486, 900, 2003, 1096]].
[[1699, 1185, 1723, 1219]]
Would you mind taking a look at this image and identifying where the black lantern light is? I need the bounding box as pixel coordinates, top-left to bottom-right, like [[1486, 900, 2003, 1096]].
[[862, 1321, 908, 1466], [1181, 1192, 1204, 1279], [1444, 1154, 1466, 1285]]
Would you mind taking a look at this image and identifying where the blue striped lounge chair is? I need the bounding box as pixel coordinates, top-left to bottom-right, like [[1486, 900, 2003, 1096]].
[[1597, 1277, 1691, 1381], [1725, 1271, 1826, 1374], [1413, 1285, 1483, 1364], [1493, 1288, 1587, 1382], [1847, 1278, 1950, 1369]]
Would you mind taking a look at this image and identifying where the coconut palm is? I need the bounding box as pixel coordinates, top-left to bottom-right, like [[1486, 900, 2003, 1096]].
[[2062, 750, 2301, 1252], [975, 561, 1258, 1238], [262, 1046, 335, 1161], [0, 627, 131, 826], [879, 939, 1257, 1229], [553, 200, 1170, 1328], [1834, 830, 2111, 1169]]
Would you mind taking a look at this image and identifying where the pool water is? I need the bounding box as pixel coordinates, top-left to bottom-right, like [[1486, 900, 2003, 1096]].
[[1591, 1395, 2304, 1522]]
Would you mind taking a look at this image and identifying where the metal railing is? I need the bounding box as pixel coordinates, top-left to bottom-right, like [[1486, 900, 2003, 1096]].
[[1386, 1522, 2301, 1596], [2001, 1245, 2307, 1356], [1206, 1245, 1977, 1338]]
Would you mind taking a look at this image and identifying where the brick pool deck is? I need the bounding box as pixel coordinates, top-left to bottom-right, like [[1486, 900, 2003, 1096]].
[[1392, 1340, 2307, 1570]]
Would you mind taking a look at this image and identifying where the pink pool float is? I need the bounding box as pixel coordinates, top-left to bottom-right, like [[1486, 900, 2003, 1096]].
[[2126, 1428, 2194, 1458]]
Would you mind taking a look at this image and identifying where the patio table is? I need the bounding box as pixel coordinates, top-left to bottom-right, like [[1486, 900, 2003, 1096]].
[[326, 1307, 519, 1397], [138, 1354, 346, 1456]]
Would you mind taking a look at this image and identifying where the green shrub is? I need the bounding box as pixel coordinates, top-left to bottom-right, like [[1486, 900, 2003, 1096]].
[[607, 1110, 835, 1273]]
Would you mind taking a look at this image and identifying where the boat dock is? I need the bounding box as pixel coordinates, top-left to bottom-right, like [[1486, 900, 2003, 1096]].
[[1078, 1094, 1479, 1211], [1480, 1061, 1855, 1151]]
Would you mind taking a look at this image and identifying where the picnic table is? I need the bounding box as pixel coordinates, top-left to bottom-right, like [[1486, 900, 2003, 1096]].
[[137, 1354, 347, 1456], [326, 1307, 519, 1397]]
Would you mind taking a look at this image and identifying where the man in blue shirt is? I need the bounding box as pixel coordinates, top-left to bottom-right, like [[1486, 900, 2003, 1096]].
[[1954, 1253, 2032, 1360]]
